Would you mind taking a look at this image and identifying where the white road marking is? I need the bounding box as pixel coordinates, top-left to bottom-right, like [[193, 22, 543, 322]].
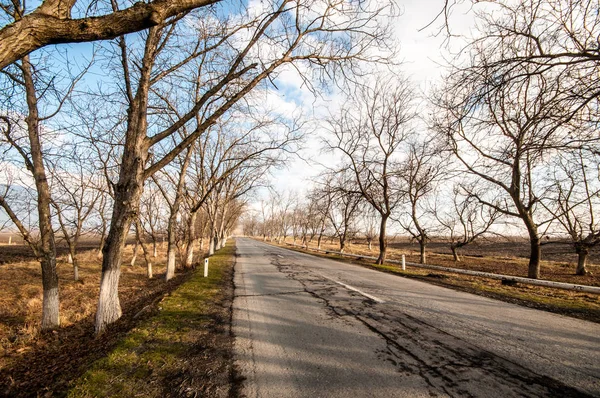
[[277, 255, 284, 258], [317, 273, 385, 303]]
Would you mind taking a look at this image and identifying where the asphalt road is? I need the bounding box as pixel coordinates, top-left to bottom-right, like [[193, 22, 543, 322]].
[[232, 238, 600, 397]]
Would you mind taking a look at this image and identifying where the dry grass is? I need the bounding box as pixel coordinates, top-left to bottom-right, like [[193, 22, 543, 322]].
[[0, 239, 219, 397], [0, 243, 171, 368]]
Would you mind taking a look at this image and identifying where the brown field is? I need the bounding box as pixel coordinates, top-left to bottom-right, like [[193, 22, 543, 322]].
[[0, 233, 141, 264], [0, 240, 201, 396]]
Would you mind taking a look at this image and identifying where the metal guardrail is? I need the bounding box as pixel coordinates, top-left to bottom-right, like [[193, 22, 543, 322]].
[[285, 242, 600, 295]]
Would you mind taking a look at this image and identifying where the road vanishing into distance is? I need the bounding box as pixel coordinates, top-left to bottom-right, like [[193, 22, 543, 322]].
[[232, 238, 600, 398]]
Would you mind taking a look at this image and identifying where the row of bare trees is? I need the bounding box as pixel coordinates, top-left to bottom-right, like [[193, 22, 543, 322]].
[[432, 0, 600, 279], [248, 0, 600, 281], [0, 0, 397, 332]]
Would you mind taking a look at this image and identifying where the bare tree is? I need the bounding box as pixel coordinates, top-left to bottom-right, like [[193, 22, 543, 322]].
[[318, 171, 362, 253], [49, 146, 102, 280], [307, 187, 332, 249], [274, 190, 296, 244], [360, 207, 379, 251], [396, 140, 444, 264], [0, 17, 88, 328], [325, 75, 415, 264], [434, 0, 600, 279], [543, 150, 600, 275], [435, 184, 500, 262], [139, 180, 168, 259]]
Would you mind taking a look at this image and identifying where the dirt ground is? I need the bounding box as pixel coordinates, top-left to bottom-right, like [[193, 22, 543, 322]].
[[388, 238, 600, 266], [0, 242, 198, 397]]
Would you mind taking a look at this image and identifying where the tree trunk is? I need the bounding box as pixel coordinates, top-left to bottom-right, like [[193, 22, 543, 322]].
[[184, 211, 198, 268], [135, 220, 153, 279], [97, 222, 107, 259], [153, 240, 158, 257], [419, 240, 426, 264], [95, 117, 148, 334], [208, 235, 215, 256], [165, 211, 178, 281], [23, 56, 60, 330], [376, 214, 388, 265], [185, 240, 195, 268], [96, 175, 144, 333], [139, 240, 153, 279], [97, 234, 105, 259], [147, 260, 153, 279], [69, 248, 79, 281], [40, 254, 60, 330], [367, 239, 372, 251], [213, 232, 219, 253], [528, 236, 541, 279], [317, 233, 323, 249], [451, 246, 461, 262], [339, 238, 345, 253], [130, 240, 138, 266], [575, 246, 589, 276]]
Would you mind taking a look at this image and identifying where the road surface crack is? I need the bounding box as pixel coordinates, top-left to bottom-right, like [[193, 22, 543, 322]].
[[271, 256, 595, 398]]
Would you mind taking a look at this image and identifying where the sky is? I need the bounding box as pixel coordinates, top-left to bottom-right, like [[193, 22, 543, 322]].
[[0, 0, 482, 231], [265, 0, 480, 196]]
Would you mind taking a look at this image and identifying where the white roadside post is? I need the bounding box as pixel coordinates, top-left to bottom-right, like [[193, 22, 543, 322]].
[[8, 236, 11, 245], [204, 258, 209, 277], [401, 255, 406, 271]]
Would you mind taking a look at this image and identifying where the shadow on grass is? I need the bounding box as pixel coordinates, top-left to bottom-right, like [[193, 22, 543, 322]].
[[0, 269, 193, 398]]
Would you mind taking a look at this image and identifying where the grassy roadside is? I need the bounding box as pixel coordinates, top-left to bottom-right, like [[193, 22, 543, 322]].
[[267, 241, 600, 324], [67, 242, 237, 398]]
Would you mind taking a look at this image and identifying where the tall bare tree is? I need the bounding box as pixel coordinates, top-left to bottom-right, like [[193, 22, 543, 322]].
[[0, 8, 88, 327], [396, 140, 444, 264], [325, 75, 415, 264]]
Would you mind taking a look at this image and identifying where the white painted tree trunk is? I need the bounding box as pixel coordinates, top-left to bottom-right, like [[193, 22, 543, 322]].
[[95, 267, 122, 334], [165, 249, 176, 281], [130, 242, 138, 266]]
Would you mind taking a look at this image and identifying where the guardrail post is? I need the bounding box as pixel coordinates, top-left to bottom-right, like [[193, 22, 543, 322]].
[[204, 258, 209, 277], [402, 255, 406, 271]]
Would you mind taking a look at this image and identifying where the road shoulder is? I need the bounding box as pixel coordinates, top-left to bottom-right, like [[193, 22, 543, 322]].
[[68, 242, 237, 398]]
